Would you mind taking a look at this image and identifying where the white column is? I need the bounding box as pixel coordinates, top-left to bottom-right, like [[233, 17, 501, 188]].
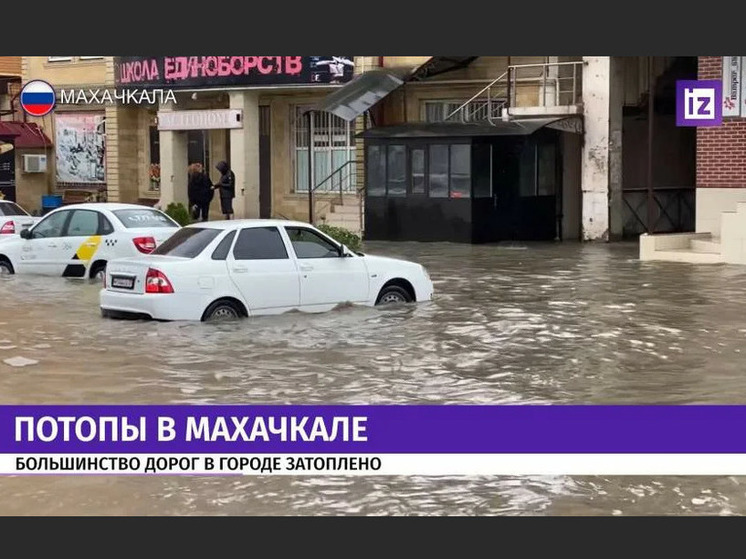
[[229, 91, 260, 219], [580, 56, 623, 241], [157, 101, 187, 207]]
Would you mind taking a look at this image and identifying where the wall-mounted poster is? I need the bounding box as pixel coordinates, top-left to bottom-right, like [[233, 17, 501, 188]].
[[55, 112, 106, 184], [721, 56, 742, 117], [0, 140, 15, 201]]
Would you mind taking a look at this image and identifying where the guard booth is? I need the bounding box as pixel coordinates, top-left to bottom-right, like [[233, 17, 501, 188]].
[[360, 118, 578, 243]]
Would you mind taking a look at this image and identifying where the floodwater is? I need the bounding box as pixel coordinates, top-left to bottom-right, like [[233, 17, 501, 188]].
[[2, 240, 746, 515]]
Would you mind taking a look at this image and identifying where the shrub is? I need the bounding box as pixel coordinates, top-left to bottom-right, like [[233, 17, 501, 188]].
[[317, 224, 362, 251], [164, 202, 192, 226]]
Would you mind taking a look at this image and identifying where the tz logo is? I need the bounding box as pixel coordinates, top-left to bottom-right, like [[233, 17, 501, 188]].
[[684, 87, 715, 120], [677, 80, 722, 127]]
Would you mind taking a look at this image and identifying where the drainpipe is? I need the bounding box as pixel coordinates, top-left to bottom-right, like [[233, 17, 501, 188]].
[[646, 56, 655, 233]]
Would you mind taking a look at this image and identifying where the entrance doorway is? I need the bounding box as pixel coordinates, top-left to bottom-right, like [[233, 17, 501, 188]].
[[187, 130, 209, 170]]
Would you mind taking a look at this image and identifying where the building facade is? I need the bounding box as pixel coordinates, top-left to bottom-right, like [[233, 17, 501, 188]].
[[7, 55, 710, 247], [15, 56, 368, 222], [640, 56, 746, 264]]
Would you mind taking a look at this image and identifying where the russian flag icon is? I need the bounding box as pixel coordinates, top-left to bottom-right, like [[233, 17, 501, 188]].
[[20, 80, 56, 117]]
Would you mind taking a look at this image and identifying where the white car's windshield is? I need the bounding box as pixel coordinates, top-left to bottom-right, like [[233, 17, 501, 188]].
[[151, 227, 221, 258], [112, 209, 178, 228], [0, 202, 30, 217]]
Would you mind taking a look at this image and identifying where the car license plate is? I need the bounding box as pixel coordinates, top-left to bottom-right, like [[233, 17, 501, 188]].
[[111, 275, 135, 290]]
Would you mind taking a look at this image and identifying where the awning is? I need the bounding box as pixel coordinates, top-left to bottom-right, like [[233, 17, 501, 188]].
[[0, 122, 20, 140], [406, 56, 479, 81], [357, 116, 583, 139], [0, 121, 52, 148], [310, 69, 406, 122], [309, 57, 480, 122]]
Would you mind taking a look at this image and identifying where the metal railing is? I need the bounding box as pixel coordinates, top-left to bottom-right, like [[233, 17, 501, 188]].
[[444, 60, 586, 124], [309, 160, 358, 225], [507, 61, 585, 108], [444, 71, 508, 125]]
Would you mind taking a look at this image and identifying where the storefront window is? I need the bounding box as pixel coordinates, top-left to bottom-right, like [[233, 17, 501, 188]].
[[387, 145, 406, 197], [293, 107, 356, 193], [366, 145, 386, 197], [449, 144, 471, 199], [428, 145, 449, 198], [149, 126, 160, 193]]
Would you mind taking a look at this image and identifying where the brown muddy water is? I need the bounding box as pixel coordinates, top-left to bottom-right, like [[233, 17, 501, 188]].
[[2, 240, 746, 515]]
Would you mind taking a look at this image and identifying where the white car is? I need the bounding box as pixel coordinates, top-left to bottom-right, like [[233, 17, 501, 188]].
[[0, 203, 180, 279], [0, 200, 41, 237], [100, 219, 434, 321]]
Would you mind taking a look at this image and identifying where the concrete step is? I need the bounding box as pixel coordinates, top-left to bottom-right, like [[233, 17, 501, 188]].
[[649, 249, 724, 264], [690, 239, 722, 254]]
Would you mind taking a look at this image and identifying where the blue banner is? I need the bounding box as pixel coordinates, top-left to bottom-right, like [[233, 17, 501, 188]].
[[2, 405, 746, 454]]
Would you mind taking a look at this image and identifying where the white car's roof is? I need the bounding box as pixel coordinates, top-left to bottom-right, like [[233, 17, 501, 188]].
[[54, 203, 161, 211], [185, 219, 315, 230]]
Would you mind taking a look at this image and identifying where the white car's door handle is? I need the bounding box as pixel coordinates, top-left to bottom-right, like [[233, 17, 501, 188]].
[[299, 264, 313, 272], [47, 242, 57, 248], [232, 266, 248, 273], [85, 242, 97, 247]]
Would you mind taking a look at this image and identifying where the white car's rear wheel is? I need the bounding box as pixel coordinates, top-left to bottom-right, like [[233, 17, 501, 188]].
[[203, 300, 242, 322], [375, 285, 412, 305], [0, 260, 14, 275], [90, 262, 106, 282]]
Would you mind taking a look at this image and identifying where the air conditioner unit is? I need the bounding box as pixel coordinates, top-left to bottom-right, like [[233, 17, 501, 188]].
[[23, 154, 47, 173]]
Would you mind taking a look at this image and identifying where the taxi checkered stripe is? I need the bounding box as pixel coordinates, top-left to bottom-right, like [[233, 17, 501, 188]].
[[104, 239, 118, 247]]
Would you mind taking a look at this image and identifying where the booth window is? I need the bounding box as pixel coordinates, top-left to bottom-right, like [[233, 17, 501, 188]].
[[519, 142, 537, 197], [366, 145, 386, 196], [386, 145, 406, 197], [428, 145, 449, 198], [472, 144, 492, 198], [411, 149, 425, 194], [520, 140, 557, 197], [449, 144, 471, 199]]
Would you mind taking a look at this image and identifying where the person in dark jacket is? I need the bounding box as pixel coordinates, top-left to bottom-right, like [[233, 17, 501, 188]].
[[187, 163, 213, 221], [213, 160, 235, 220], [187, 163, 201, 219]]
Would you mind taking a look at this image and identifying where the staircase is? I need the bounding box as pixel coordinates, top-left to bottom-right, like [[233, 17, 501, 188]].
[[444, 60, 585, 125], [321, 199, 363, 235], [309, 160, 362, 236], [640, 232, 724, 264], [640, 201, 746, 265]]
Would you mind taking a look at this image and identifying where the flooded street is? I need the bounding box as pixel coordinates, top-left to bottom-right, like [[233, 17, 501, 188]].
[[3, 240, 746, 515]]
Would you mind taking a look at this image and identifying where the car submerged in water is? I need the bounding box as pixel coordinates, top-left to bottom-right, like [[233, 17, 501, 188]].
[[0, 203, 180, 279], [100, 219, 434, 321], [0, 200, 41, 238]]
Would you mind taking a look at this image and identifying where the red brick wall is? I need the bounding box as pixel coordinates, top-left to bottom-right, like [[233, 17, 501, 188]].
[[697, 56, 746, 188]]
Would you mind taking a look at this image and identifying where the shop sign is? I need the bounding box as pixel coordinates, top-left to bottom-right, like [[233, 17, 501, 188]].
[[115, 56, 355, 89], [157, 109, 243, 131]]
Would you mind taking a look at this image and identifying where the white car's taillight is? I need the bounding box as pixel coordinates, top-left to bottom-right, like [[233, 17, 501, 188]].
[[133, 236, 157, 254], [0, 221, 15, 235], [145, 268, 174, 294]]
